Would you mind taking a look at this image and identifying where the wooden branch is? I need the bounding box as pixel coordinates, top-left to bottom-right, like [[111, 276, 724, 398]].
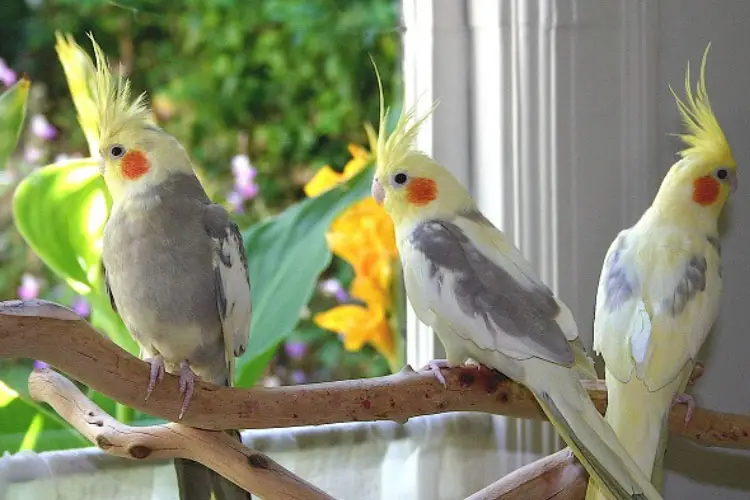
[[464, 449, 586, 500], [1, 300, 748, 451], [28, 367, 334, 500]]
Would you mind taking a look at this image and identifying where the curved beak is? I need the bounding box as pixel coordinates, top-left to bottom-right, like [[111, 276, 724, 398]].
[[731, 171, 739, 195], [371, 177, 385, 205]]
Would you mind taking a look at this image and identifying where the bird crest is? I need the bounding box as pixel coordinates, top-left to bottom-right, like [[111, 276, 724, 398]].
[[670, 43, 735, 167], [364, 58, 438, 176], [89, 34, 153, 147]]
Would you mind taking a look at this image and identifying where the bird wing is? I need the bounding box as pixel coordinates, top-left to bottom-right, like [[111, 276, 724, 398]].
[[406, 211, 576, 367], [593, 225, 721, 391], [204, 204, 252, 386]]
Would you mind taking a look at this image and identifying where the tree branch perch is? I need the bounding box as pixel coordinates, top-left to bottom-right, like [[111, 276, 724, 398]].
[[27, 367, 334, 500], [1, 300, 748, 451]]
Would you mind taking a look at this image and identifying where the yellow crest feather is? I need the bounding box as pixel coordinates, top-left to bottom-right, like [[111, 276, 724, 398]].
[[670, 43, 735, 167], [88, 33, 153, 147], [365, 57, 438, 176], [55, 32, 100, 155]]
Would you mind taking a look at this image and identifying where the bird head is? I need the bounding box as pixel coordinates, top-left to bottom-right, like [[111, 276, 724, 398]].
[[366, 65, 475, 232], [655, 44, 736, 223], [89, 35, 192, 201]]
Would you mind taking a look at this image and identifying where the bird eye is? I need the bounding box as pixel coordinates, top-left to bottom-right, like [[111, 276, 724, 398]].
[[714, 168, 729, 180], [393, 172, 408, 186], [109, 144, 126, 159]]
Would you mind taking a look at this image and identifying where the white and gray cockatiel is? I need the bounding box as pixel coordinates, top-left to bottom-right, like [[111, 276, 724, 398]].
[[366, 73, 664, 499], [88, 37, 252, 500]]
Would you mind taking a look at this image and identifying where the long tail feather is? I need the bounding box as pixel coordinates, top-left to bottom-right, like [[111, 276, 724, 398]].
[[530, 366, 664, 500]]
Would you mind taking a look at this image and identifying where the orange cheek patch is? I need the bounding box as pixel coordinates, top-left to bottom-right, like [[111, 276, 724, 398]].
[[407, 177, 438, 206], [693, 175, 720, 206], [121, 150, 150, 180]]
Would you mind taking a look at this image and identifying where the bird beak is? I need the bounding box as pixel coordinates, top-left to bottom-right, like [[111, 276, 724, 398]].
[[371, 177, 385, 205], [731, 172, 738, 195]]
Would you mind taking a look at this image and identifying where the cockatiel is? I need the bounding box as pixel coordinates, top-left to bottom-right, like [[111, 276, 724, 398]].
[[88, 36, 252, 500], [585, 46, 735, 500], [366, 73, 663, 500]]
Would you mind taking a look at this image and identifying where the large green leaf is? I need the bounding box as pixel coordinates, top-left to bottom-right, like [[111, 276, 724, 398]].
[[0, 77, 30, 169], [12, 158, 138, 353], [237, 165, 373, 387]]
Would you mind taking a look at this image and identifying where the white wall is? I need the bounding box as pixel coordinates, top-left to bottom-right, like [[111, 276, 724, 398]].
[[402, 0, 750, 498]]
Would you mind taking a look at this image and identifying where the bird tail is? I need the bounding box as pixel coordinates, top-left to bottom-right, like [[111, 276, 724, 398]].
[[175, 369, 251, 500], [586, 365, 690, 500], [175, 430, 251, 500], [529, 365, 663, 500]]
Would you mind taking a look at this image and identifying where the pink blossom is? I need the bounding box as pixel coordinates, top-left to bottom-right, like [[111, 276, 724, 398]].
[[284, 341, 307, 360], [24, 145, 42, 164], [31, 115, 57, 141], [0, 59, 16, 87], [18, 274, 40, 300], [227, 190, 245, 213], [72, 297, 90, 318], [319, 278, 349, 302], [231, 154, 259, 201]]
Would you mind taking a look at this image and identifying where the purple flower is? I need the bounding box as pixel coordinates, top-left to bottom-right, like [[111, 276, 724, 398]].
[[290, 369, 306, 385], [72, 296, 90, 318], [18, 274, 40, 300], [227, 190, 245, 213], [33, 360, 49, 370], [231, 154, 259, 201], [0, 59, 16, 87], [319, 278, 349, 302], [284, 341, 307, 360], [31, 115, 57, 141], [24, 145, 42, 165]]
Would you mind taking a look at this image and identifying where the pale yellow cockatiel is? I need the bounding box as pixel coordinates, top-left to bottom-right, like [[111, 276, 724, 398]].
[[367, 68, 663, 500], [585, 46, 735, 500]]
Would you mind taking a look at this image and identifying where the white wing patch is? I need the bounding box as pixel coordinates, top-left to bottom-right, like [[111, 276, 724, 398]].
[[630, 300, 651, 374], [211, 225, 252, 385]]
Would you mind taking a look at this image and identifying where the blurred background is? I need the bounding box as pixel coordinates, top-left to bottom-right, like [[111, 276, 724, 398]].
[[0, 0, 405, 453]]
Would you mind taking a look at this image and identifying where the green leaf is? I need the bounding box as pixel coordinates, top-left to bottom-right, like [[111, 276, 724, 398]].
[[12, 158, 137, 353], [0, 77, 30, 169], [13, 159, 108, 293], [236, 165, 373, 387], [0, 364, 89, 452]]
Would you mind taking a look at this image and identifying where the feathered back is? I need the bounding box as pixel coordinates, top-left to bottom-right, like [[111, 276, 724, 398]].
[[670, 43, 735, 167], [364, 59, 438, 176], [89, 34, 153, 147]]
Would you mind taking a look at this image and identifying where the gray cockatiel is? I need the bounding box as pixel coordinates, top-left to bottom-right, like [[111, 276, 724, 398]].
[[88, 38, 251, 500], [365, 70, 664, 500]]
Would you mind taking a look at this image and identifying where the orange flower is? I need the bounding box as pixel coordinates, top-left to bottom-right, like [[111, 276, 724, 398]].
[[303, 143, 372, 198], [310, 144, 399, 367], [313, 303, 395, 362]]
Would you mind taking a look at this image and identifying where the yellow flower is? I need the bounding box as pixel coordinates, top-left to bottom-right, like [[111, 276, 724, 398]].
[[311, 143, 399, 367], [313, 303, 395, 362], [303, 144, 372, 197]]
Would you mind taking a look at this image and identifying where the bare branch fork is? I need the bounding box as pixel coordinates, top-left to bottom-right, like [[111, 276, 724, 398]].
[[1, 300, 748, 500]]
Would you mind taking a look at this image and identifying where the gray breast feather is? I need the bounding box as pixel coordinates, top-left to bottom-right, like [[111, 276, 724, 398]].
[[662, 255, 707, 316], [602, 235, 636, 311], [410, 219, 574, 366]]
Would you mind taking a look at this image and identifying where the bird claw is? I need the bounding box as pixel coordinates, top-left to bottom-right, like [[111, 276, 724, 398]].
[[144, 355, 165, 401], [672, 393, 696, 427], [421, 359, 450, 387], [178, 361, 197, 420]]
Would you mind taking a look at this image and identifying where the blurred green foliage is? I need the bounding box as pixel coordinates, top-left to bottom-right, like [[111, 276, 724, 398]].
[[0, 0, 402, 453], [2, 0, 400, 211]]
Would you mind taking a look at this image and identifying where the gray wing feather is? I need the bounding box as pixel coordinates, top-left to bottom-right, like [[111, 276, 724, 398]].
[[411, 219, 574, 365], [102, 262, 117, 313], [204, 205, 251, 363]]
